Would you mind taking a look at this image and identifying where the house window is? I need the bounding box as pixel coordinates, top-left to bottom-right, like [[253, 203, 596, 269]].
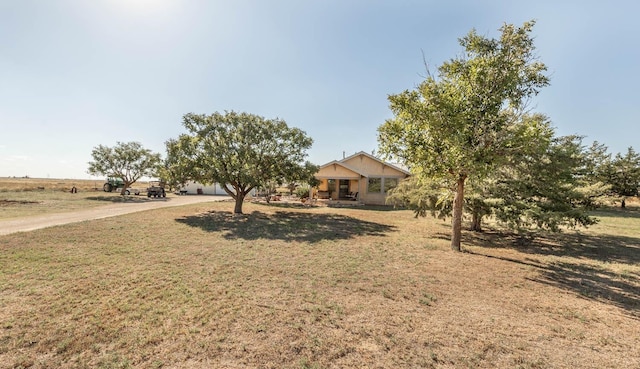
[[327, 179, 336, 195], [384, 178, 398, 192], [368, 178, 382, 193]]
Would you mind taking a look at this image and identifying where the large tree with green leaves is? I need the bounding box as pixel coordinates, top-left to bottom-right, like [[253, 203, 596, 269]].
[[166, 111, 314, 214], [386, 116, 598, 235], [87, 141, 162, 195], [378, 21, 549, 251]]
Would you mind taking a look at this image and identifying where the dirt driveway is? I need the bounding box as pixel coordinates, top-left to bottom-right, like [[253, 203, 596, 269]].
[[0, 195, 231, 236]]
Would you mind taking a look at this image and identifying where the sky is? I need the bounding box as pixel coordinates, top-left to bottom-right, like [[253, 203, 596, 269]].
[[1, 0, 639, 179]]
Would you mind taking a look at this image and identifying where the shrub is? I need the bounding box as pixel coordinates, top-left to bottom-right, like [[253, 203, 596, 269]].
[[295, 186, 311, 199]]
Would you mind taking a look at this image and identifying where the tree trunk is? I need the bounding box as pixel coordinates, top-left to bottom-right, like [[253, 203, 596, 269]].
[[120, 182, 130, 196], [471, 211, 482, 232], [451, 175, 466, 252], [234, 192, 246, 214], [621, 198, 626, 209]]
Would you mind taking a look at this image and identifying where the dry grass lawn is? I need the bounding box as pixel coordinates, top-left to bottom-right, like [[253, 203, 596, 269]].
[[0, 197, 639, 368], [0, 178, 151, 220]]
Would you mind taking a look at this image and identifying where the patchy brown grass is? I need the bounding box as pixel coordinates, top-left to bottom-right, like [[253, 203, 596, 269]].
[[0, 201, 639, 368], [0, 177, 108, 192], [0, 178, 151, 219]]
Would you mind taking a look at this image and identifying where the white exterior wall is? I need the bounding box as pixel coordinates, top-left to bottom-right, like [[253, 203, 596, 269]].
[[179, 181, 230, 195], [178, 181, 258, 196]]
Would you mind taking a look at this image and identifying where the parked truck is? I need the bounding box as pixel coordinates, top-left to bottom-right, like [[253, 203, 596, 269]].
[[146, 181, 166, 198]]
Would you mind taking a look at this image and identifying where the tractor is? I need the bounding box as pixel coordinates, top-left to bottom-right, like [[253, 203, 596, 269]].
[[103, 177, 125, 192]]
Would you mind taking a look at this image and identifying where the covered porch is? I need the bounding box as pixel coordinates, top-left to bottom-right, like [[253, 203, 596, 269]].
[[314, 160, 366, 203], [315, 177, 363, 202], [314, 151, 411, 206]]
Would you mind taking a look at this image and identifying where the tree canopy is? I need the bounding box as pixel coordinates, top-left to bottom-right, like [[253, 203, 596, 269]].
[[87, 141, 162, 195], [609, 147, 640, 208], [490, 133, 598, 232], [386, 115, 599, 235], [580, 142, 640, 208], [378, 21, 550, 251], [166, 111, 315, 214]]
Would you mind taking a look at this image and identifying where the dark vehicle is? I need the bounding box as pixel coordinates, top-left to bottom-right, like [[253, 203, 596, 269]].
[[103, 177, 125, 192], [146, 181, 166, 198]]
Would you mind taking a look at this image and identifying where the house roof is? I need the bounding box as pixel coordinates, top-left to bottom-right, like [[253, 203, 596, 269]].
[[317, 160, 368, 178], [340, 151, 411, 175]]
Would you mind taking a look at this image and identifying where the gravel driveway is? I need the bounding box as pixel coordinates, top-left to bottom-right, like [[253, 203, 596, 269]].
[[0, 195, 231, 236]]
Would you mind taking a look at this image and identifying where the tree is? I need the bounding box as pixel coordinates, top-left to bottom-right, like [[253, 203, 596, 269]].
[[166, 111, 314, 214], [609, 147, 640, 208], [87, 141, 162, 195], [378, 21, 549, 251], [287, 161, 321, 191], [582, 141, 611, 183], [387, 117, 598, 235], [490, 134, 598, 232], [160, 140, 197, 192], [575, 140, 612, 207]]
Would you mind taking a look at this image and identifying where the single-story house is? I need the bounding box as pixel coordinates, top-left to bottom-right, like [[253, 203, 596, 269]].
[[314, 151, 410, 205]]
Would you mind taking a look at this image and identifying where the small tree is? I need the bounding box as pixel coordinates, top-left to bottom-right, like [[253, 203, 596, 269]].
[[166, 111, 314, 214], [161, 141, 197, 192], [378, 21, 549, 251], [609, 147, 640, 208], [87, 141, 162, 195]]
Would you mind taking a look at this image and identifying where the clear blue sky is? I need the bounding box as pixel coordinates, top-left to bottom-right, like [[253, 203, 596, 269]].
[[1, 0, 638, 179]]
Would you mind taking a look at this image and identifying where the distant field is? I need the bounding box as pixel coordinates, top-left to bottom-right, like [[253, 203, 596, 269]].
[[0, 177, 109, 192], [0, 177, 151, 220], [0, 199, 638, 368]]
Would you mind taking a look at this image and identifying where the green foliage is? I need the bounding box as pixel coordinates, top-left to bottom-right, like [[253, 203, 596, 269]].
[[579, 142, 639, 208], [287, 161, 321, 190], [378, 21, 549, 250], [87, 141, 161, 195], [491, 134, 598, 232], [379, 21, 549, 180], [158, 146, 193, 191], [386, 176, 452, 219], [609, 147, 640, 199], [295, 186, 311, 199], [166, 111, 314, 213], [386, 117, 600, 235]]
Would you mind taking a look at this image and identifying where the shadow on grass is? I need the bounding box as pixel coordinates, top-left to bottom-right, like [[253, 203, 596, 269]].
[[86, 196, 165, 203], [461, 229, 640, 265], [176, 210, 396, 243], [0, 199, 40, 206], [252, 202, 311, 210], [252, 202, 404, 212], [352, 205, 405, 212], [532, 261, 639, 316], [461, 229, 640, 317], [590, 207, 640, 219]]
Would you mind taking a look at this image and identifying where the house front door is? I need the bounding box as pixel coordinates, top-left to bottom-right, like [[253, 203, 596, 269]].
[[339, 179, 349, 199]]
